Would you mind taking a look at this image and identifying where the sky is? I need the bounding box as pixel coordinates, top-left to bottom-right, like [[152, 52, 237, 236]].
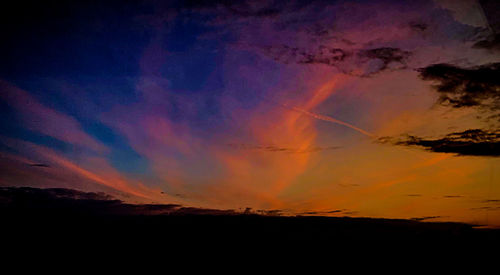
[[1, 0, 499, 227]]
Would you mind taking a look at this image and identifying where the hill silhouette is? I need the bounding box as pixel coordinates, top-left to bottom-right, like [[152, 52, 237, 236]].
[[1, 187, 499, 244]]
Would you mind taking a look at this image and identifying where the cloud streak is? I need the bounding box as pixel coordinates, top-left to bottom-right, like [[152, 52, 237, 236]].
[[0, 81, 107, 152], [227, 143, 340, 153], [378, 129, 500, 157]]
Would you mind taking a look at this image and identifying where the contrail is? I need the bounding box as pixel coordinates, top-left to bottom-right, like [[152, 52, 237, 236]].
[[262, 96, 374, 137], [286, 104, 375, 137]]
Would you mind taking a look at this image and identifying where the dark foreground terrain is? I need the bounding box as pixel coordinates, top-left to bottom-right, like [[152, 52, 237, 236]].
[[1, 187, 499, 246]]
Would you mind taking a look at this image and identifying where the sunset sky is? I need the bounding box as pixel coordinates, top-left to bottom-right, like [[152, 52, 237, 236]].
[[1, 0, 499, 227]]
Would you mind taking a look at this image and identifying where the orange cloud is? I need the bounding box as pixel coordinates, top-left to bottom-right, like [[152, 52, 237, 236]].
[[0, 137, 163, 202]]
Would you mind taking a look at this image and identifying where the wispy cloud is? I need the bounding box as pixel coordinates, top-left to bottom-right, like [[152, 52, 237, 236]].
[[227, 143, 339, 153], [0, 81, 107, 153], [0, 137, 163, 202]]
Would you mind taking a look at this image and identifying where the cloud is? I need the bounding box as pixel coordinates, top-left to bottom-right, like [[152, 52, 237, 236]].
[[338, 183, 360, 188], [0, 137, 163, 201], [173, 207, 237, 215], [410, 216, 442, 222], [0, 80, 107, 152], [226, 143, 339, 153], [261, 45, 411, 77], [205, 0, 480, 80], [378, 129, 500, 157], [478, 0, 500, 32], [297, 209, 347, 215], [28, 163, 51, 168], [261, 44, 349, 66], [219, 1, 282, 18], [182, 0, 485, 83], [473, 34, 500, 52], [408, 21, 428, 32], [470, 206, 500, 211], [182, 0, 285, 17], [417, 62, 500, 111], [482, 199, 500, 203], [359, 47, 411, 73]]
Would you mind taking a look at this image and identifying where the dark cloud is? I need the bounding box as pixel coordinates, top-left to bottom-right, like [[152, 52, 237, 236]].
[[262, 44, 349, 66], [338, 183, 360, 188], [359, 47, 411, 72], [298, 209, 346, 215], [227, 143, 339, 153], [482, 199, 500, 203], [479, 0, 500, 33], [182, 0, 285, 17], [342, 211, 358, 215], [378, 129, 500, 157], [443, 195, 464, 199], [303, 23, 344, 39], [299, 211, 321, 215], [381, 63, 500, 157], [418, 62, 500, 111], [470, 206, 500, 211], [222, 2, 282, 18], [173, 207, 237, 215], [28, 163, 51, 168], [326, 209, 344, 213], [409, 21, 428, 32], [261, 45, 411, 77], [473, 34, 500, 52], [411, 216, 442, 222], [405, 194, 422, 197]]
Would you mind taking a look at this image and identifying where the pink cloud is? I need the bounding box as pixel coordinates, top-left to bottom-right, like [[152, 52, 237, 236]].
[[0, 137, 166, 202]]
